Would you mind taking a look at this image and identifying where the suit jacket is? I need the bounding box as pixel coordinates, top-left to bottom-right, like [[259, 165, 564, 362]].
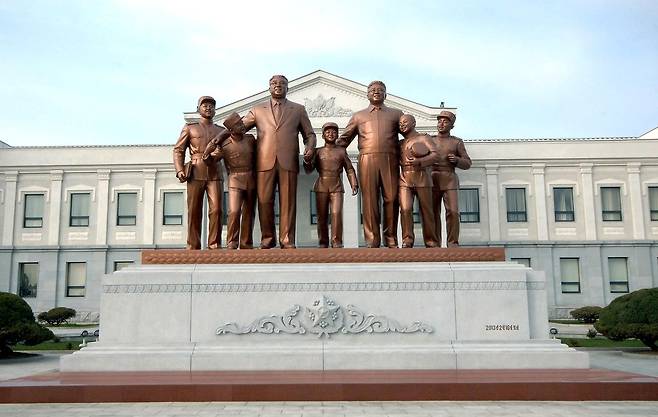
[[337, 104, 403, 155], [242, 98, 316, 173], [173, 122, 225, 181], [431, 135, 471, 190]]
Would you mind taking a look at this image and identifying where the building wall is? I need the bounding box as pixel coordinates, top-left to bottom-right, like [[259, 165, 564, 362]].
[[1, 138, 657, 319]]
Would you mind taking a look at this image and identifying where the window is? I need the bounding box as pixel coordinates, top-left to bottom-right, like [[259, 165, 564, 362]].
[[412, 200, 421, 224], [553, 187, 574, 222], [274, 190, 280, 225], [560, 258, 581, 293], [506, 188, 527, 222], [23, 194, 44, 228], [649, 187, 658, 221], [601, 187, 622, 221], [608, 257, 629, 293], [117, 193, 137, 226], [459, 188, 480, 223], [70, 193, 90, 227], [66, 262, 86, 297], [163, 192, 184, 225], [113, 261, 134, 272], [310, 191, 318, 225], [511, 258, 531, 268], [18, 263, 39, 298], [222, 191, 229, 225]]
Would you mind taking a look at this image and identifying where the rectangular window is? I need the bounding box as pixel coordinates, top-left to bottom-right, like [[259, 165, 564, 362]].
[[560, 258, 581, 293], [66, 262, 86, 297], [511, 258, 531, 268], [459, 188, 480, 223], [117, 192, 137, 226], [274, 191, 280, 225], [23, 194, 44, 228], [601, 187, 622, 221], [608, 257, 629, 293], [649, 187, 658, 221], [70, 193, 90, 227], [553, 187, 575, 222], [310, 191, 318, 225], [163, 192, 184, 225], [506, 188, 527, 222], [222, 191, 229, 226], [18, 263, 39, 298], [113, 260, 134, 272]]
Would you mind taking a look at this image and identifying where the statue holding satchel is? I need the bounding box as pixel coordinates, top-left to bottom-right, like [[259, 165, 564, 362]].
[[204, 112, 256, 249]]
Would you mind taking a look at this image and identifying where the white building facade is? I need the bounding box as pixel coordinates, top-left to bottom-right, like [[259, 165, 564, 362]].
[[1, 70, 657, 319]]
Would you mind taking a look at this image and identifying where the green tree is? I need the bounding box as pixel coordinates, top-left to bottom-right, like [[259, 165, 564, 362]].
[[0, 292, 54, 356], [595, 288, 658, 351], [570, 306, 603, 323], [37, 307, 76, 326]]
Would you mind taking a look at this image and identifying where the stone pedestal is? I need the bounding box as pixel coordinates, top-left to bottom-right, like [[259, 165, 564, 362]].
[[61, 258, 588, 372]]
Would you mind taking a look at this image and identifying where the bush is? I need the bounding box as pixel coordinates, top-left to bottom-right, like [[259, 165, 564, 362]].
[[37, 307, 76, 326], [595, 288, 658, 351], [0, 292, 54, 356], [586, 328, 598, 339], [570, 306, 603, 323]]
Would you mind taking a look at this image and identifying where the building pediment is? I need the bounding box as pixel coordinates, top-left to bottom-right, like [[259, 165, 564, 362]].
[[183, 70, 454, 132]]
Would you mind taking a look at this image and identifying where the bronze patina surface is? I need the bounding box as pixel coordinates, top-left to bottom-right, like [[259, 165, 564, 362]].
[[141, 247, 506, 264]]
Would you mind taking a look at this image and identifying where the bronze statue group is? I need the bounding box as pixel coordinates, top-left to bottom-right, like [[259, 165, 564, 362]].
[[173, 75, 470, 251]]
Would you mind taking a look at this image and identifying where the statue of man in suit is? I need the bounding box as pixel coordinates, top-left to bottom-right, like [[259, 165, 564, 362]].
[[337, 81, 403, 248], [173, 96, 225, 250], [431, 110, 471, 247], [242, 75, 317, 249]]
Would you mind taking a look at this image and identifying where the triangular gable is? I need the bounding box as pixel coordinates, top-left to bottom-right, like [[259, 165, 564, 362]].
[[184, 70, 455, 133], [639, 126, 658, 139]]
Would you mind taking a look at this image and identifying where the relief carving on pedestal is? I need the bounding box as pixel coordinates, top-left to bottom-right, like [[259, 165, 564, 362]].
[[216, 295, 433, 338]]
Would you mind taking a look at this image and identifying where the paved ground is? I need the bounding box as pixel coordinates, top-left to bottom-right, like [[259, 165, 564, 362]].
[[1, 350, 657, 416], [0, 401, 657, 417]]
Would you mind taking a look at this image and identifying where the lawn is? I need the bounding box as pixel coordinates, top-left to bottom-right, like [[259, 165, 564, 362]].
[[12, 338, 86, 351], [559, 337, 646, 348]]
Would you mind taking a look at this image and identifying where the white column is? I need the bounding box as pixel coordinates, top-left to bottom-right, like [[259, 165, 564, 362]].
[[627, 162, 645, 239], [2, 171, 18, 246], [95, 169, 110, 245], [579, 163, 597, 240], [142, 169, 156, 245], [485, 164, 500, 241], [532, 163, 549, 240], [48, 170, 63, 246], [342, 167, 359, 248]]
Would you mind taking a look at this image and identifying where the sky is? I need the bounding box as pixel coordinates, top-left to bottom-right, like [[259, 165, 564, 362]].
[[0, 0, 657, 147]]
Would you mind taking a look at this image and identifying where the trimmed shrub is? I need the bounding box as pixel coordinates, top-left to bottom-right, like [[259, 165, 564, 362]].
[[37, 307, 76, 326], [0, 292, 54, 356], [586, 328, 598, 339], [595, 288, 658, 351], [570, 306, 603, 323]]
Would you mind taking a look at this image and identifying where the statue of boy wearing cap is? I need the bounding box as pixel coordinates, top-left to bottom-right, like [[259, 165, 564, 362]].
[[304, 122, 359, 248], [173, 96, 225, 250], [431, 110, 471, 247], [398, 114, 440, 248], [204, 112, 256, 249]]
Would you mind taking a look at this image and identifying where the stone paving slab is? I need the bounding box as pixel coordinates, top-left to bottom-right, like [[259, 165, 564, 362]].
[[0, 401, 657, 417]]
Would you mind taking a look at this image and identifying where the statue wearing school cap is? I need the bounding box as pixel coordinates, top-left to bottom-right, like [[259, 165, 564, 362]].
[[173, 96, 226, 250], [431, 110, 471, 247], [398, 114, 440, 248], [304, 122, 358, 248], [203, 112, 257, 249]]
